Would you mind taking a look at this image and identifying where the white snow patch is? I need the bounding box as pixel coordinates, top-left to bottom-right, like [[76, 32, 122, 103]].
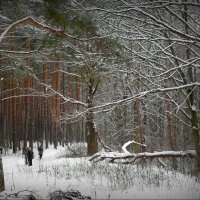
[[1, 145, 200, 199], [192, 105, 197, 111]]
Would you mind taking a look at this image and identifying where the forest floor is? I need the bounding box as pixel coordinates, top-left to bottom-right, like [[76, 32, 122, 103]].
[[1, 144, 200, 199]]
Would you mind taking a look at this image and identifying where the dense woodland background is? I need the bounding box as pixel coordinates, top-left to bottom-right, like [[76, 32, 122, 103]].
[[0, 0, 200, 174]]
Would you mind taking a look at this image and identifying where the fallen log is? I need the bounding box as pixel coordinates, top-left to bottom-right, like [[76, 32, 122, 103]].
[[89, 150, 197, 164]]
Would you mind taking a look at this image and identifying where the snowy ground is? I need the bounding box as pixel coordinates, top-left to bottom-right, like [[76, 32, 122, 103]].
[[1, 144, 200, 199]]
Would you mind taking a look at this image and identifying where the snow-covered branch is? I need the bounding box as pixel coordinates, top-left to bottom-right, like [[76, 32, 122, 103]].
[[38, 82, 87, 108], [83, 6, 200, 42], [86, 82, 200, 112], [0, 49, 40, 54], [0, 16, 67, 44], [122, 140, 146, 153], [0, 16, 109, 45]]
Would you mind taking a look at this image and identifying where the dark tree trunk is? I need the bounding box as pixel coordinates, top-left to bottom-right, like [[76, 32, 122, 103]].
[[190, 97, 200, 174], [181, 0, 200, 174], [133, 98, 143, 153], [166, 99, 177, 169], [86, 85, 98, 156], [0, 156, 5, 192], [87, 120, 98, 156]]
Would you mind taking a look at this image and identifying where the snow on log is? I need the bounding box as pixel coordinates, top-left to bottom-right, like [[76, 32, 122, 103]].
[[122, 140, 146, 153], [89, 150, 197, 164]]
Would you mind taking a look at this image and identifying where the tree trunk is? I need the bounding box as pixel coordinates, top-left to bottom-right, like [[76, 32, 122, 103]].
[[133, 98, 143, 153], [0, 156, 5, 192], [166, 100, 176, 150], [87, 122, 98, 156], [12, 78, 17, 153], [182, 1, 200, 174], [86, 85, 98, 156], [191, 98, 200, 174], [166, 99, 177, 169]]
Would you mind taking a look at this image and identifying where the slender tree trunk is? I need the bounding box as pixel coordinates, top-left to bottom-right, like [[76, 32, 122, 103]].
[[133, 98, 143, 153], [0, 156, 5, 192], [76, 74, 81, 111], [8, 78, 13, 151], [55, 62, 60, 145], [12, 78, 17, 153], [43, 62, 49, 148], [66, 67, 72, 142], [166, 99, 177, 169], [166, 100, 176, 151]]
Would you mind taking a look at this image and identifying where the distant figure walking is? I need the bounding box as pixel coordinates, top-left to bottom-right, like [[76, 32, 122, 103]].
[[38, 145, 43, 159], [24, 147, 29, 165], [27, 147, 34, 166]]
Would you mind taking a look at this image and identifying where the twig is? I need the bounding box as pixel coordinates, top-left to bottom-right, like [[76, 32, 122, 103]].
[[96, 132, 113, 152], [66, 144, 81, 157], [157, 158, 168, 168]]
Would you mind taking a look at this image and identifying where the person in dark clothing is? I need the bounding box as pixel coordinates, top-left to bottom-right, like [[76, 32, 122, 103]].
[[27, 147, 34, 166], [24, 147, 29, 165], [38, 145, 43, 159]]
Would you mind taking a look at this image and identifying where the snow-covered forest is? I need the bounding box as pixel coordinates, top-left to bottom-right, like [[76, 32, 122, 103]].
[[0, 0, 200, 199]]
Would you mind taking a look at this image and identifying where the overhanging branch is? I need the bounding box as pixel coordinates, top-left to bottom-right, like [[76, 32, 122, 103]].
[[0, 16, 106, 45], [0, 16, 65, 44]]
